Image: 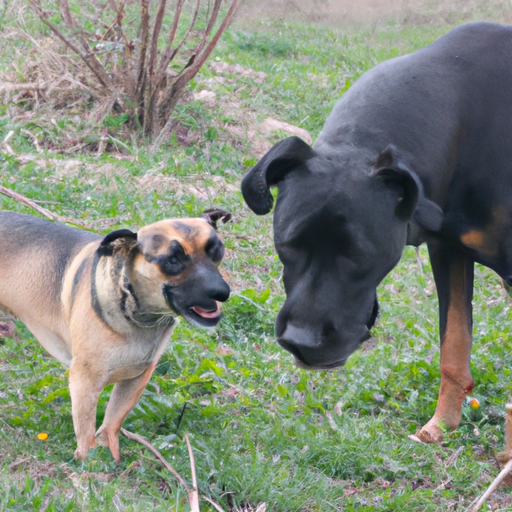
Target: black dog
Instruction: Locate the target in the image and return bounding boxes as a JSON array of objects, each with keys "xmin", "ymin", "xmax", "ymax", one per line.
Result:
[{"xmin": 242, "ymin": 22, "xmax": 512, "ymax": 444}]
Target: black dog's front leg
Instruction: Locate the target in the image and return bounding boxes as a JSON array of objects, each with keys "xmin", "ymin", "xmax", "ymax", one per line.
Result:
[{"xmin": 415, "ymin": 241, "xmax": 474, "ymax": 442}]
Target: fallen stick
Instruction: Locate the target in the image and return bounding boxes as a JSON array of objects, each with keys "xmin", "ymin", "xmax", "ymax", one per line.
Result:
[
  {"xmin": 120, "ymin": 428, "xmax": 189, "ymax": 491},
  {"xmin": 202, "ymin": 496, "xmax": 226, "ymax": 512},
  {"xmin": 185, "ymin": 434, "xmax": 200, "ymax": 512},
  {"xmin": 0, "ymin": 185, "xmax": 57, "ymax": 220},
  {"xmin": 0, "ymin": 185, "xmax": 93, "ymax": 229},
  {"xmin": 465, "ymin": 458, "xmax": 512, "ymax": 512},
  {"xmin": 0, "ymin": 83, "xmax": 45, "ymax": 93},
  {"xmin": 1, "ymin": 131, "xmax": 15, "ymax": 156}
]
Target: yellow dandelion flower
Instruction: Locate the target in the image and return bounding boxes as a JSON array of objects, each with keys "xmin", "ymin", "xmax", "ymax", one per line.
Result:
[{"xmin": 36, "ymin": 432, "xmax": 49, "ymax": 441}]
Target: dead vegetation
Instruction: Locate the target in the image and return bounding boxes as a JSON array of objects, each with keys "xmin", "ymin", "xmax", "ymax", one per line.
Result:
[
  {"xmin": 2, "ymin": 0, "xmax": 239, "ymax": 146},
  {"xmin": 3, "ymin": 0, "xmax": 511, "ymax": 157}
]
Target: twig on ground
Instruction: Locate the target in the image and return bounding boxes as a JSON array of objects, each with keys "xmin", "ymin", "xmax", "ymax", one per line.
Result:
[
  {"xmin": 120, "ymin": 428, "xmax": 189, "ymax": 491},
  {"xmin": 465, "ymin": 457, "xmax": 512, "ymax": 512},
  {"xmin": 20, "ymin": 128, "xmax": 42, "ymax": 153},
  {"xmin": 185, "ymin": 434, "xmax": 200, "ymax": 512},
  {"xmin": 0, "ymin": 185, "xmax": 59, "ymax": 220},
  {"xmin": 445, "ymin": 446, "xmax": 464, "ymax": 468},
  {"xmin": 466, "ymin": 402, "xmax": 512, "ymax": 511},
  {"xmin": 0, "ymin": 83, "xmax": 44, "ymax": 93},
  {"xmin": 120, "ymin": 429, "xmax": 227, "ymax": 512},
  {"xmin": 1, "ymin": 130, "xmax": 15, "ymax": 156},
  {"xmin": 0, "ymin": 185, "xmax": 93, "ymax": 229},
  {"xmin": 202, "ymin": 496, "xmax": 226, "ymax": 512}
]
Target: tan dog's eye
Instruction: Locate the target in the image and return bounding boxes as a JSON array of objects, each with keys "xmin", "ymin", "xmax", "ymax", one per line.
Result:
[
  {"xmin": 155, "ymin": 241, "xmax": 190, "ymax": 276},
  {"xmin": 205, "ymin": 236, "xmax": 225, "ymax": 262}
]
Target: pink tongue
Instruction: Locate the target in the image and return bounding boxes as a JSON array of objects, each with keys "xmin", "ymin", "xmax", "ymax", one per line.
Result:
[{"xmin": 193, "ymin": 302, "xmax": 221, "ymax": 318}]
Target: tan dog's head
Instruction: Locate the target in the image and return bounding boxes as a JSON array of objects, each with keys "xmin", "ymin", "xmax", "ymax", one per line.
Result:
[{"xmin": 99, "ymin": 210, "xmax": 231, "ymax": 328}]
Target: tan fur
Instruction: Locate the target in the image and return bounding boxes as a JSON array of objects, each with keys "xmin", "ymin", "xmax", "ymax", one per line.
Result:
[
  {"xmin": 415, "ymin": 254, "xmax": 473, "ymax": 442},
  {"xmin": 0, "ymin": 212, "xmax": 229, "ymax": 462}
]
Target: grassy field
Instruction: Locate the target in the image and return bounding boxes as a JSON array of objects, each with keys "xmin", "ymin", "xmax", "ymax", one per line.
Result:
[{"xmin": 2, "ymin": 1, "xmax": 512, "ymax": 511}]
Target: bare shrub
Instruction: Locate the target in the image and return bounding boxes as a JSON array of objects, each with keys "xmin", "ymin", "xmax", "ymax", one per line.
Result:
[{"xmin": 23, "ymin": 0, "xmax": 239, "ymax": 145}]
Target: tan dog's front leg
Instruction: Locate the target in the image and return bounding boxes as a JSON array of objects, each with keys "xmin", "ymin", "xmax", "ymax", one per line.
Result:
[
  {"xmin": 96, "ymin": 362, "xmax": 157, "ymax": 463},
  {"xmin": 69, "ymin": 360, "xmax": 107, "ymax": 461},
  {"xmin": 415, "ymin": 244, "xmax": 474, "ymax": 443}
]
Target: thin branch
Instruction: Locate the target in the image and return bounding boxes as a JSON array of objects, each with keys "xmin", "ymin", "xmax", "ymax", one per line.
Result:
[
  {"xmin": 107, "ymin": 0, "xmax": 130, "ymax": 51},
  {"xmin": 202, "ymin": 496, "xmax": 226, "ymax": 512},
  {"xmin": 136, "ymin": 0, "xmax": 150, "ymax": 105},
  {"xmin": 26, "ymin": 0, "xmax": 113, "ymax": 91},
  {"xmin": 153, "ymin": 0, "xmax": 188, "ymax": 90},
  {"xmin": 189, "ymin": 0, "xmax": 239, "ymax": 74},
  {"xmin": 185, "ymin": 434, "xmax": 200, "ymax": 512},
  {"xmin": 148, "ymin": 0, "xmax": 167, "ymax": 81},
  {"xmin": 194, "ymin": 0, "xmax": 222, "ymax": 59},
  {"xmin": 168, "ymin": 0, "xmax": 186, "ymax": 48},
  {"xmin": 465, "ymin": 458, "xmax": 512, "ymax": 512},
  {"xmin": 0, "ymin": 186, "xmax": 57, "ymax": 220},
  {"xmin": 120, "ymin": 428, "xmax": 189, "ymax": 491},
  {"xmin": 57, "ymin": 0, "xmax": 74, "ymax": 29},
  {"xmin": 98, "ymin": 3, "xmax": 123, "ymax": 42},
  {"xmin": 144, "ymin": 0, "xmax": 168, "ymax": 133},
  {"xmin": 0, "ymin": 186, "xmax": 93, "ymax": 229},
  {"xmin": 153, "ymin": 0, "xmax": 240, "ymax": 145},
  {"xmin": 91, "ymin": 0, "xmax": 109, "ymax": 25}
]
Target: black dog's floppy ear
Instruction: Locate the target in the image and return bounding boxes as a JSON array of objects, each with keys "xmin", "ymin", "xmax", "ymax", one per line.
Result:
[
  {"xmin": 100, "ymin": 229, "xmax": 138, "ymax": 247},
  {"xmin": 201, "ymin": 209, "xmax": 232, "ymax": 230},
  {"xmin": 241, "ymin": 136, "xmax": 316, "ymax": 215},
  {"xmin": 373, "ymin": 146, "xmax": 443, "ymax": 232}
]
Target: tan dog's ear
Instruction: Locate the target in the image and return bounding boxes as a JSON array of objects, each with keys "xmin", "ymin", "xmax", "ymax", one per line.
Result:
[
  {"xmin": 201, "ymin": 209, "xmax": 232, "ymax": 230},
  {"xmin": 101, "ymin": 229, "xmax": 137, "ymax": 247},
  {"xmin": 98, "ymin": 229, "xmax": 138, "ymax": 255}
]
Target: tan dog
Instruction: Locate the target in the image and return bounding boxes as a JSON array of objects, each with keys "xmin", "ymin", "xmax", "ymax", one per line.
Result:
[{"xmin": 0, "ymin": 210, "xmax": 231, "ymax": 462}]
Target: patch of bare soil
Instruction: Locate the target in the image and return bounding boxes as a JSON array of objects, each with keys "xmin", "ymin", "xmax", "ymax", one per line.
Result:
[
  {"xmin": 235, "ymin": 0, "xmax": 512, "ymax": 26},
  {"xmin": 193, "ymin": 60, "xmax": 312, "ymax": 158}
]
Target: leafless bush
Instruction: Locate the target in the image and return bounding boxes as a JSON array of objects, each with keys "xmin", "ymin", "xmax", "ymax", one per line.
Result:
[{"xmin": 23, "ymin": 0, "xmax": 239, "ymax": 145}]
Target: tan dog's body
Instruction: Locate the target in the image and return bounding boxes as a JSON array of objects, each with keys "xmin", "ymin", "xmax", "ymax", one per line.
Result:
[{"xmin": 0, "ymin": 211, "xmax": 230, "ymax": 461}]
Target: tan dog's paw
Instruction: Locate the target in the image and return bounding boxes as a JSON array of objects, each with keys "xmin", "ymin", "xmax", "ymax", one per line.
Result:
[
  {"xmin": 74, "ymin": 438, "xmax": 97, "ymax": 462},
  {"xmin": 413, "ymin": 423, "xmax": 445, "ymax": 444},
  {"xmin": 96, "ymin": 426, "xmax": 121, "ymax": 463}
]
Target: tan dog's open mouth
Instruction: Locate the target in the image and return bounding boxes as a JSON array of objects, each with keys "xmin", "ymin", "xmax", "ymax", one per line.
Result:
[
  {"xmin": 188, "ymin": 301, "xmax": 222, "ymax": 326},
  {"xmin": 192, "ymin": 302, "xmax": 221, "ymax": 318}
]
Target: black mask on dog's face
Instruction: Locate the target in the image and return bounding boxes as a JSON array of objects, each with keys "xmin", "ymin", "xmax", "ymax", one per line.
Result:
[{"xmin": 137, "ymin": 218, "xmax": 230, "ymax": 328}]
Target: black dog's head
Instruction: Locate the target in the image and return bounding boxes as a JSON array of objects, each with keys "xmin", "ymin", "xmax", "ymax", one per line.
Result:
[{"xmin": 242, "ymin": 136, "xmax": 442, "ymax": 370}]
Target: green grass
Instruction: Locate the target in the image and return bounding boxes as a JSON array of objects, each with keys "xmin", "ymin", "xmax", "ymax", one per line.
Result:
[{"xmin": 2, "ymin": 6, "xmax": 512, "ymax": 512}]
